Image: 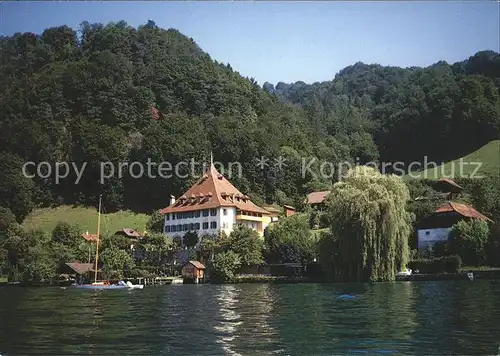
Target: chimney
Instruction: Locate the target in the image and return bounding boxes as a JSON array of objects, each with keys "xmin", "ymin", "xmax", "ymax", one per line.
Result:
[{"xmin": 170, "ymin": 195, "xmax": 175, "ymax": 206}]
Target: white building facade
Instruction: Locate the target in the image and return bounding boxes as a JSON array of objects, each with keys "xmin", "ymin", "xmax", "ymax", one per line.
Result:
[{"xmin": 160, "ymin": 163, "xmax": 272, "ymax": 241}]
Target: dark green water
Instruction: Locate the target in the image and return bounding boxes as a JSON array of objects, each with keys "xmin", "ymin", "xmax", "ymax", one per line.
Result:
[{"xmin": 1, "ymin": 281, "xmax": 500, "ymax": 355}]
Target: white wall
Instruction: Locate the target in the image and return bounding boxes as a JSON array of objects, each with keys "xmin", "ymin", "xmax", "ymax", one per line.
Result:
[
  {"xmin": 163, "ymin": 207, "xmax": 266, "ymax": 239},
  {"xmin": 163, "ymin": 209, "xmax": 221, "ymax": 237},
  {"xmin": 219, "ymin": 207, "xmax": 237, "ymax": 236},
  {"xmin": 417, "ymin": 228, "xmax": 452, "ymax": 249}
]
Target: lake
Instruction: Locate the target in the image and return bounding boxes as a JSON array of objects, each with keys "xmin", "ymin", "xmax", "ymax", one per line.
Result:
[{"xmin": 1, "ymin": 280, "xmax": 499, "ymax": 355}]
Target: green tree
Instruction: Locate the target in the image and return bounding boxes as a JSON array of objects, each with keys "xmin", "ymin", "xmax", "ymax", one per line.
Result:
[
  {"xmin": 264, "ymin": 213, "xmax": 316, "ymax": 264},
  {"xmin": 137, "ymin": 232, "xmax": 174, "ymax": 266},
  {"xmin": 323, "ymin": 166, "xmax": 412, "ymax": 281},
  {"xmin": 51, "ymin": 222, "xmax": 81, "ymax": 247},
  {"xmin": 0, "ymin": 152, "xmax": 35, "ymax": 222},
  {"xmin": 211, "ymin": 250, "xmax": 241, "ymax": 282},
  {"xmin": 449, "ymin": 219, "xmax": 489, "ymax": 266},
  {"xmin": 226, "ymin": 225, "xmax": 264, "ymax": 267},
  {"xmin": 183, "ymin": 231, "xmax": 199, "ymax": 248},
  {"xmin": 146, "ymin": 209, "xmax": 164, "ymax": 233},
  {"xmin": 100, "ymin": 246, "xmax": 135, "ymax": 279}
]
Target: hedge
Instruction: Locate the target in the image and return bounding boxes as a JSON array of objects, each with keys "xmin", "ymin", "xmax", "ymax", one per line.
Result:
[{"xmin": 408, "ymin": 255, "xmax": 462, "ymax": 274}]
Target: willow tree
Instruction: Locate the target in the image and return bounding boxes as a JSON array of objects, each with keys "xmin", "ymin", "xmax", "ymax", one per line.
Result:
[{"xmin": 324, "ymin": 166, "xmax": 412, "ymax": 282}]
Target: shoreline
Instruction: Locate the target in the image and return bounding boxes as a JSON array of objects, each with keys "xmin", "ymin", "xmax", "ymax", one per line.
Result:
[{"xmin": 3, "ymin": 269, "xmax": 500, "ymax": 287}]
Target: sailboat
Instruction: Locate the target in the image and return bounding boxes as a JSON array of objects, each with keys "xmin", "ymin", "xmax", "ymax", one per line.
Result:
[{"xmin": 75, "ymin": 195, "xmax": 143, "ymax": 290}]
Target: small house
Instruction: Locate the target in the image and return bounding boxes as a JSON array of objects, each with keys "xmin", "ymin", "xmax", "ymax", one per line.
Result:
[
  {"xmin": 181, "ymin": 260, "xmax": 206, "ymax": 284},
  {"xmin": 415, "ymin": 201, "xmax": 492, "ymax": 249},
  {"xmin": 283, "ymin": 205, "xmax": 296, "ymax": 217},
  {"xmin": 81, "ymin": 232, "xmax": 98, "ymax": 242},
  {"xmin": 304, "ymin": 191, "xmax": 330, "ymax": 210},
  {"xmin": 114, "ymin": 228, "xmax": 142, "ymax": 240},
  {"xmin": 435, "ymin": 178, "xmax": 464, "ymax": 199}
]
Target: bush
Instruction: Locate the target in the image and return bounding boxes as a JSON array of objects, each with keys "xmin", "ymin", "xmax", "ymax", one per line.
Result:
[
  {"xmin": 408, "ymin": 255, "xmax": 462, "ymax": 274},
  {"xmin": 212, "ymin": 250, "xmax": 241, "ymax": 282},
  {"xmin": 130, "ymin": 268, "xmax": 155, "ymax": 278},
  {"xmin": 443, "ymin": 255, "xmax": 462, "ymax": 273},
  {"xmin": 449, "ymin": 220, "xmax": 489, "ymax": 266}
]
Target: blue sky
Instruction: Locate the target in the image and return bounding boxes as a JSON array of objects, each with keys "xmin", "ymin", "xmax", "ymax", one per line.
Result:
[{"xmin": 1, "ymin": 2, "xmax": 498, "ymax": 84}]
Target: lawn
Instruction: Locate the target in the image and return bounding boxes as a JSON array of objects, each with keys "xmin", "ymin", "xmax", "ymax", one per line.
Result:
[
  {"xmin": 409, "ymin": 140, "xmax": 499, "ymax": 179},
  {"xmin": 22, "ymin": 205, "xmax": 150, "ymax": 235}
]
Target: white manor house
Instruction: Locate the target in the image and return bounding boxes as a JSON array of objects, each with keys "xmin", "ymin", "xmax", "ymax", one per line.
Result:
[{"xmin": 160, "ymin": 163, "xmax": 276, "ymax": 239}]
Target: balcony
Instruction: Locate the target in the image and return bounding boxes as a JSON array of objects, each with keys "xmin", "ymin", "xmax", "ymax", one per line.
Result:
[{"xmin": 236, "ymin": 214, "xmax": 262, "ymax": 222}]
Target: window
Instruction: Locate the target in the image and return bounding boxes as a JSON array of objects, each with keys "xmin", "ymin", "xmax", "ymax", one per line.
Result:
[
  {"xmin": 195, "ymin": 223, "xmax": 200, "ymax": 230},
  {"xmin": 172, "ymin": 213, "xmax": 175, "ymax": 220},
  {"xmin": 210, "ymin": 209, "xmax": 217, "ymax": 216},
  {"xmin": 203, "ymin": 209, "xmax": 209, "ymax": 217},
  {"xmin": 203, "ymin": 222, "xmax": 209, "ymax": 230},
  {"xmin": 195, "ymin": 211, "xmax": 201, "ymax": 218},
  {"xmin": 189, "ymin": 223, "xmax": 194, "ymax": 230},
  {"xmin": 171, "ymin": 225, "xmax": 176, "ymax": 232},
  {"xmin": 183, "ymin": 224, "xmax": 188, "ymax": 231},
  {"xmin": 425, "ymin": 231, "xmax": 430, "ymax": 235},
  {"xmin": 222, "ymin": 222, "xmax": 228, "ymax": 229},
  {"xmin": 165, "ymin": 226, "xmax": 171, "ymax": 232},
  {"xmin": 166, "ymin": 213, "xmax": 170, "ymax": 220},
  {"xmin": 177, "ymin": 224, "xmax": 182, "ymax": 232},
  {"xmin": 210, "ymin": 221, "xmax": 217, "ymax": 229},
  {"xmin": 223, "ymin": 209, "xmax": 227, "ymax": 216}
]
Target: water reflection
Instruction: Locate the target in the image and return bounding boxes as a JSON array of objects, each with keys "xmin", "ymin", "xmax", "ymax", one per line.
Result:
[{"xmin": 1, "ymin": 282, "xmax": 500, "ymax": 355}]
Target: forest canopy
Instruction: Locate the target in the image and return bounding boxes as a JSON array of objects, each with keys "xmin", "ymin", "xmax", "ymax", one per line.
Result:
[{"xmin": 0, "ymin": 20, "xmax": 499, "ymax": 222}]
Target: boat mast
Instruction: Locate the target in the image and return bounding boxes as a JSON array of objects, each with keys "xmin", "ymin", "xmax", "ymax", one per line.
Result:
[{"xmin": 94, "ymin": 195, "xmax": 102, "ymax": 283}]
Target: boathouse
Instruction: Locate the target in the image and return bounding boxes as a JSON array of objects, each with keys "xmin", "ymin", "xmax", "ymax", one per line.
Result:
[
  {"xmin": 181, "ymin": 260, "xmax": 206, "ymax": 284},
  {"xmin": 61, "ymin": 262, "xmax": 101, "ymax": 284}
]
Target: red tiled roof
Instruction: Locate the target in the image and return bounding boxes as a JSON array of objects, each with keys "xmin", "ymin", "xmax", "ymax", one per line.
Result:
[
  {"xmin": 438, "ymin": 178, "xmax": 464, "ymax": 190},
  {"xmin": 185, "ymin": 260, "xmax": 205, "ymax": 269},
  {"xmin": 159, "ymin": 164, "xmax": 270, "ymax": 215},
  {"xmin": 435, "ymin": 201, "xmax": 493, "ymax": 222},
  {"xmin": 151, "ymin": 105, "xmax": 160, "ymax": 120},
  {"xmin": 305, "ymin": 191, "xmax": 330, "ymax": 205},
  {"xmin": 81, "ymin": 233, "xmax": 98, "ymax": 242}
]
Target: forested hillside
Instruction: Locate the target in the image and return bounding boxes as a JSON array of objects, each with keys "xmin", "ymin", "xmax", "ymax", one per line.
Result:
[
  {"xmin": 265, "ymin": 51, "xmax": 500, "ymax": 165},
  {"xmin": 1, "ymin": 20, "xmax": 499, "ymax": 223}
]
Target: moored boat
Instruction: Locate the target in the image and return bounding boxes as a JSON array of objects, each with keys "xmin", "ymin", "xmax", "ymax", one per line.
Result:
[{"xmin": 73, "ymin": 195, "xmax": 144, "ymax": 290}]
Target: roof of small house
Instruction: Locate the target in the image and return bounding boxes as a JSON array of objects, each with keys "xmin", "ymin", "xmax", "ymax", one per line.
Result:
[
  {"xmin": 283, "ymin": 205, "xmax": 296, "ymax": 210},
  {"xmin": 437, "ymin": 178, "xmax": 464, "ymax": 191},
  {"xmin": 305, "ymin": 191, "xmax": 330, "ymax": 205},
  {"xmin": 81, "ymin": 233, "xmax": 98, "ymax": 242},
  {"xmin": 184, "ymin": 260, "xmax": 206, "ymax": 269},
  {"xmin": 65, "ymin": 263, "xmax": 95, "ymax": 275},
  {"xmin": 435, "ymin": 201, "xmax": 492, "ymax": 222},
  {"xmin": 116, "ymin": 228, "xmax": 142, "ymax": 238},
  {"xmin": 159, "ymin": 163, "xmax": 269, "ymax": 215}
]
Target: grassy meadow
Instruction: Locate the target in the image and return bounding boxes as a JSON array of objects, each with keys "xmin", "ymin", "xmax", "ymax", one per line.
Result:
[
  {"xmin": 410, "ymin": 140, "xmax": 499, "ymax": 179},
  {"xmin": 22, "ymin": 205, "xmax": 150, "ymax": 235}
]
